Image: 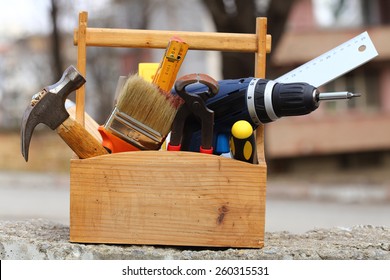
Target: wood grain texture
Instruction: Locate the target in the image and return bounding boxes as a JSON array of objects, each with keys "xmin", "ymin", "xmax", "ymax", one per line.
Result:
[
  {"xmin": 74, "ymin": 27, "xmax": 272, "ymax": 53},
  {"xmin": 255, "ymin": 17, "xmax": 269, "ymax": 164},
  {"xmin": 57, "ymin": 117, "xmax": 108, "ymax": 159},
  {"xmin": 67, "ymin": 105, "xmax": 102, "ymax": 142},
  {"xmin": 70, "ymin": 151, "xmax": 266, "ymax": 248},
  {"xmin": 75, "ymin": 11, "xmax": 88, "ymax": 127}
]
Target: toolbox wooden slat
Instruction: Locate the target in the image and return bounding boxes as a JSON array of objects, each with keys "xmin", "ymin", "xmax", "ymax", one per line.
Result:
[
  {"xmin": 74, "ymin": 27, "xmax": 271, "ymax": 53},
  {"xmin": 70, "ymin": 11, "xmax": 271, "ymax": 248}
]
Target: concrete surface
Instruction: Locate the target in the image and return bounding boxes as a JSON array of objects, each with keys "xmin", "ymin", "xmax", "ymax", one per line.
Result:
[
  {"xmin": 0, "ymin": 219, "xmax": 389, "ymax": 260},
  {"xmin": 1, "ymin": 171, "xmax": 390, "ymax": 260}
]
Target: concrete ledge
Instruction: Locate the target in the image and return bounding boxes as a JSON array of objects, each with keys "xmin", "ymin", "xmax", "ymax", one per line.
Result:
[{"xmin": 1, "ymin": 219, "xmax": 389, "ymax": 260}]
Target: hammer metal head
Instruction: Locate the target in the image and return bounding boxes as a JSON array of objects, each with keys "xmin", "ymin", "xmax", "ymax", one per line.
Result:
[{"xmin": 21, "ymin": 65, "xmax": 86, "ymax": 161}]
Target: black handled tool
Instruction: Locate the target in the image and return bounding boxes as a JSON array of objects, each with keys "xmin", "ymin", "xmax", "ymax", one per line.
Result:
[{"xmin": 168, "ymin": 73, "xmax": 219, "ymax": 154}]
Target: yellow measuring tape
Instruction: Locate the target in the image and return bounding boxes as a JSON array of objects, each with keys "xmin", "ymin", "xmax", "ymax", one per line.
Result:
[
  {"xmin": 139, "ymin": 36, "xmax": 189, "ymax": 151},
  {"xmin": 152, "ymin": 36, "xmax": 189, "ymax": 92}
]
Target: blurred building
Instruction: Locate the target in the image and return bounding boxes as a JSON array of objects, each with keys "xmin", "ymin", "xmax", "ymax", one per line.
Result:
[{"xmin": 266, "ymin": 0, "xmax": 390, "ymax": 172}]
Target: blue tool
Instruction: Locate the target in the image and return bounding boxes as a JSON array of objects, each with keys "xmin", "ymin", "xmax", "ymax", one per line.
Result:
[{"xmin": 175, "ymin": 78, "xmax": 359, "ymax": 154}]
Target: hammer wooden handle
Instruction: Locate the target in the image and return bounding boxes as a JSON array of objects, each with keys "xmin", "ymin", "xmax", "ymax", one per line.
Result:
[
  {"xmin": 57, "ymin": 117, "xmax": 108, "ymax": 159},
  {"xmin": 66, "ymin": 103, "xmax": 102, "ymax": 143}
]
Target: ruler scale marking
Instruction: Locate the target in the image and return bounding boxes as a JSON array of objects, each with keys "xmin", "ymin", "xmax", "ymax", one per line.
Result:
[{"xmin": 275, "ymin": 31, "xmax": 378, "ymax": 88}]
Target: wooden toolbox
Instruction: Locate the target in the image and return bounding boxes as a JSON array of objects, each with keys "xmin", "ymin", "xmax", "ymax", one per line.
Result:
[{"xmin": 70, "ymin": 11, "xmax": 271, "ymax": 248}]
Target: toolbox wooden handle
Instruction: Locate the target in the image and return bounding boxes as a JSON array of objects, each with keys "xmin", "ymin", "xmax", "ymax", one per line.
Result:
[{"xmin": 74, "ymin": 27, "xmax": 271, "ymax": 53}]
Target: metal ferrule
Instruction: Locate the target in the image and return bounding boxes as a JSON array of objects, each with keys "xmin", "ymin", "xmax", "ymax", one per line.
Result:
[
  {"xmin": 247, "ymin": 78, "xmax": 280, "ymax": 124},
  {"xmin": 312, "ymin": 89, "xmax": 320, "ymax": 105},
  {"xmin": 263, "ymin": 80, "xmax": 278, "ymax": 121},
  {"xmin": 104, "ymin": 108, "xmax": 164, "ymax": 150},
  {"xmin": 246, "ymin": 78, "xmax": 262, "ymax": 125}
]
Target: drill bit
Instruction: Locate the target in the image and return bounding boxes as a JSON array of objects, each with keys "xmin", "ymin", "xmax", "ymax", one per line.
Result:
[{"xmin": 318, "ymin": 91, "xmax": 361, "ymax": 101}]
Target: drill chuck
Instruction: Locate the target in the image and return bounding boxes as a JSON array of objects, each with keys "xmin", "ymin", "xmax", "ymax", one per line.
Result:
[
  {"xmin": 246, "ymin": 78, "xmax": 360, "ymax": 125},
  {"xmin": 247, "ymin": 78, "xmax": 319, "ymax": 125}
]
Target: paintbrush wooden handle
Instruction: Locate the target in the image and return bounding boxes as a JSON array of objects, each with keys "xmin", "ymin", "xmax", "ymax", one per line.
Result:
[{"xmin": 57, "ymin": 117, "xmax": 109, "ymax": 159}]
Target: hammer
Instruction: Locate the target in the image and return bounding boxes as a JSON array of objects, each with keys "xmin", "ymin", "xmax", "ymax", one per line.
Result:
[{"xmin": 21, "ymin": 65, "xmax": 108, "ymax": 161}]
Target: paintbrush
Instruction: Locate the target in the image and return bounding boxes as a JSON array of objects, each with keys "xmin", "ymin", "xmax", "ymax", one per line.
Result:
[
  {"xmin": 98, "ymin": 37, "xmax": 188, "ymax": 153},
  {"xmin": 98, "ymin": 74, "xmax": 182, "ymax": 152}
]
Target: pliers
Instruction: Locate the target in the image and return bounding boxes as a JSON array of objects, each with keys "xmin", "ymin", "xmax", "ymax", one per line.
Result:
[{"xmin": 168, "ymin": 73, "xmax": 219, "ymax": 154}]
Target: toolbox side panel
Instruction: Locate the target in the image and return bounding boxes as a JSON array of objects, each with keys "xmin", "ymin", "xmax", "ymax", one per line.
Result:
[{"xmin": 69, "ymin": 151, "xmax": 266, "ymax": 248}]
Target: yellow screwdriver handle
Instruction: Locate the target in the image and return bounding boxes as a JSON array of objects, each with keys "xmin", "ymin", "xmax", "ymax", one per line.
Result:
[{"xmin": 230, "ymin": 120, "xmax": 258, "ymax": 164}]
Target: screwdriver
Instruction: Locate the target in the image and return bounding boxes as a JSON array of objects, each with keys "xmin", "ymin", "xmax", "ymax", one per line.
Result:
[
  {"xmin": 177, "ymin": 77, "xmax": 360, "ymax": 154},
  {"xmin": 230, "ymin": 120, "xmax": 258, "ymax": 164}
]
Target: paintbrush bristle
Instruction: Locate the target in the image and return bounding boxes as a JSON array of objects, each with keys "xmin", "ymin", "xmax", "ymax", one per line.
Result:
[{"xmin": 116, "ymin": 74, "xmax": 180, "ymax": 136}]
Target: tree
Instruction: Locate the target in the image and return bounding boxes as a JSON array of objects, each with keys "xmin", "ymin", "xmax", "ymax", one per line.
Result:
[
  {"xmin": 46, "ymin": 0, "xmax": 151, "ymax": 123},
  {"xmin": 83, "ymin": 0, "xmax": 151, "ymax": 124},
  {"xmin": 49, "ymin": 0, "xmax": 64, "ymax": 81},
  {"xmin": 202, "ymin": 0, "xmax": 295, "ymax": 78}
]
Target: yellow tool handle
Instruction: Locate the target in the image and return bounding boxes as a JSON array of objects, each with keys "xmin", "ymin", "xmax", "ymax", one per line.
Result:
[
  {"xmin": 138, "ymin": 63, "xmax": 159, "ymax": 82},
  {"xmin": 230, "ymin": 120, "xmax": 258, "ymax": 164},
  {"xmin": 152, "ymin": 37, "xmax": 189, "ymax": 92}
]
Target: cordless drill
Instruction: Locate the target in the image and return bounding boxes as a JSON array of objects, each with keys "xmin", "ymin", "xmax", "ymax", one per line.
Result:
[{"xmin": 175, "ymin": 77, "xmax": 359, "ymax": 154}]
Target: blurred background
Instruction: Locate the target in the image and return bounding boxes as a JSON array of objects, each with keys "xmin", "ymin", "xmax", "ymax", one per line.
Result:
[{"xmin": 0, "ymin": 0, "xmax": 390, "ymax": 233}]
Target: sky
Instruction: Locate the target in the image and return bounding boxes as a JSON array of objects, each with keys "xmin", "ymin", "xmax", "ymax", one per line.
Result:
[
  {"xmin": 0, "ymin": 0, "xmax": 51, "ymax": 37},
  {"xmin": 0, "ymin": 0, "xmax": 109, "ymax": 39},
  {"xmin": 313, "ymin": 0, "xmax": 362, "ymax": 28},
  {"xmin": 0, "ymin": 0, "xmax": 364, "ymax": 41}
]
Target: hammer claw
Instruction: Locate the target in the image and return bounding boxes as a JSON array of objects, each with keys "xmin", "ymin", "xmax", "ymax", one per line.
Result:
[
  {"xmin": 21, "ymin": 108, "xmax": 38, "ymax": 162},
  {"xmin": 20, "ymin": 65, "xmax": 87, "ymax": 161}
]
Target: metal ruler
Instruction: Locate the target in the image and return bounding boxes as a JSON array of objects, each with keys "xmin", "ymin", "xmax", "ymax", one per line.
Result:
[{"xmin": 275, "ymin": 31, "xmax": 378, "ymax": 87}]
